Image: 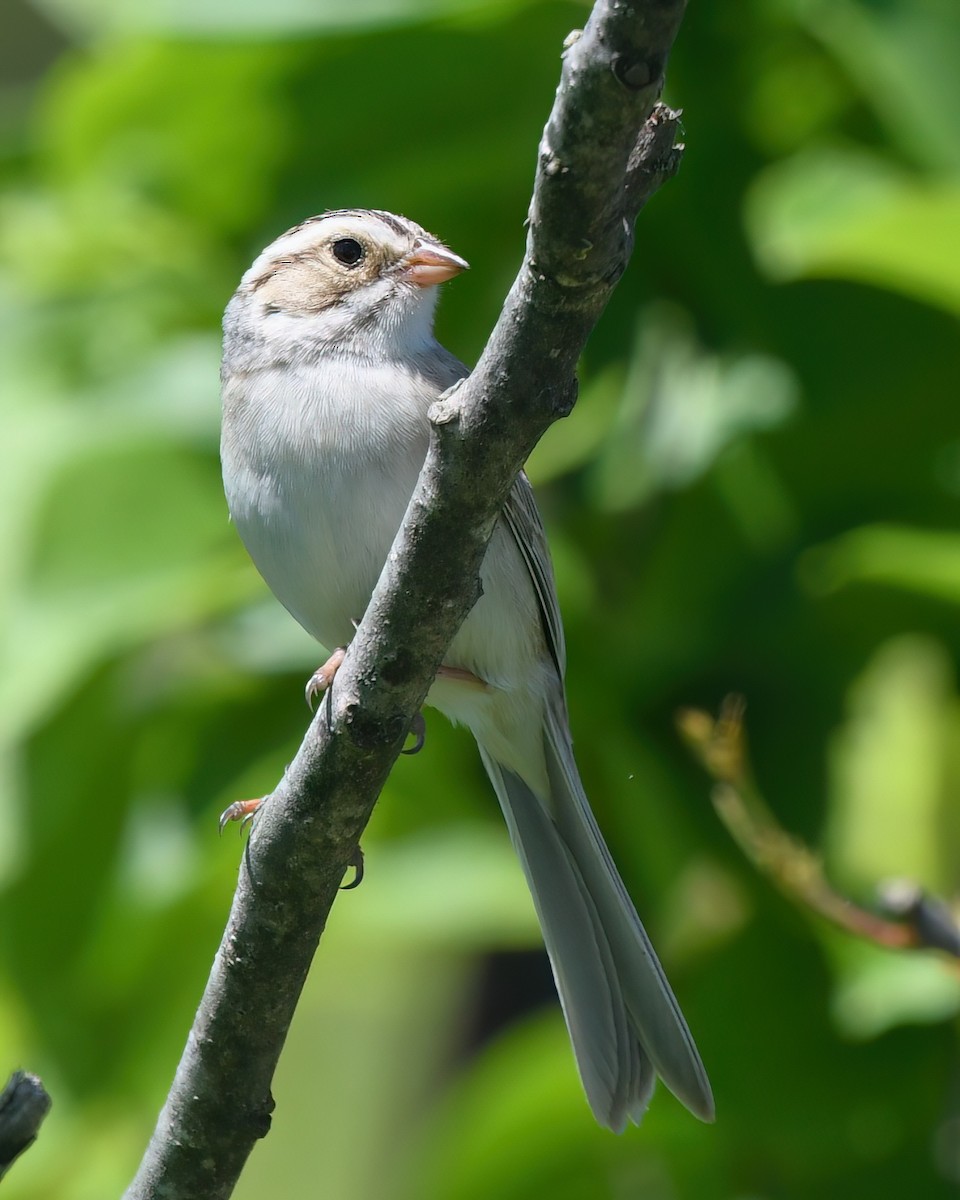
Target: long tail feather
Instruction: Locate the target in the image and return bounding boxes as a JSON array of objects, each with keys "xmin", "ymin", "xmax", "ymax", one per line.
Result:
[{"xmin": 477, "ymin": 704, "xmax": 714, "ymax": 1130}]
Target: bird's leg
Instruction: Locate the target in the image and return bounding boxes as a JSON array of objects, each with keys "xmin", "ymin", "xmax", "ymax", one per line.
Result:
[
  {"xmin": 400, "ymin": 667, "xmax": 486, "ymax": 754},
  {"xmin": 340, "ymin": 845, "xmax": 365, "ymax": 889},
  {"xmin": 218, "ymin": 666, "xmax": 486, "ymax": 829},
  {"xmin": 435, "ymin": 665, "xmax": 488, "ymax": 689},
  {"xmin": 402, "ymin": 711, "xmax": 426, "ymax": 755},
  {"xmin": 219, "ymin": 797, "xmax": 264, "ymax": 832},
  {"xmin": 219, "ymin": 803, "xmax": 366, "ymax": 889},
  {"xmin": 304, "ymin": 644, "xmax": 482, "ymax": 753},
  {"xmin": 305, "ymin": 646, "xmax": 347, "ymax": 711},
  {"xmin": 218, "ymin": 650, "xmax": 349, "ymax": 835}
]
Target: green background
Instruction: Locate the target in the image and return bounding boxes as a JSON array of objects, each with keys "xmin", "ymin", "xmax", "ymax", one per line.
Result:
[{"xmin": 1, "ymin": 0, "xmax": 959, "ymax": 1195}]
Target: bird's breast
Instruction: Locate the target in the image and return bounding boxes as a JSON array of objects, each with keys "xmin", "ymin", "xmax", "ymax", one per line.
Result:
[{"xmin": 221, "ymin": 359, "xmax": 432, "ymax": 651}]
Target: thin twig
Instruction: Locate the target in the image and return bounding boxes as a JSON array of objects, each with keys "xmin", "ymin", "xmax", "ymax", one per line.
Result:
[
  {"xmin": 678, "ymin": 695, "xmax": 960, "ymax": 958},
  {"xmin": 125, "ymin": 4, "xmax": 689, "ymax": 1197}
]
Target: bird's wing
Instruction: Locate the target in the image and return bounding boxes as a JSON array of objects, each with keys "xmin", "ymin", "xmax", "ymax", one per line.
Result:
[
  {"xmin": 501, "ymin": 472, "xmax": 566, "ymax": 679},
  {"xmin": 422, "ymin": 345, "xmax": 565, "ymax": 680}
]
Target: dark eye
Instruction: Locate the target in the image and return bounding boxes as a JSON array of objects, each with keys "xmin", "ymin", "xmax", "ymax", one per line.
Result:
[{"xmin": 331, "ymin": 238, "xmax": 364, "ymax": 266}]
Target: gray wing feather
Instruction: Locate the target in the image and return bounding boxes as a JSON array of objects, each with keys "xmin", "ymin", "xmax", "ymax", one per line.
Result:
[
  {"xmin": 479, "ymin": 748, "xmax": 652, "ymax": 1131},
  {"xmin": 501, "ymin": 475, "xmax": 566, "ymax": 678},
  {"xmin": 541, "ymin": 696, "xmax": 715, "ymax": 1122},
  {"xmin": 487, "ymin": 472, "xmax": 714, "ymax": 1127}
]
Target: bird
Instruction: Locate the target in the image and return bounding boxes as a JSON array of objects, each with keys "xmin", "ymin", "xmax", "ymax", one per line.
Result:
[{"xmin": 219, "ymin": 208, "xmax": 714, "ymax": 1132}]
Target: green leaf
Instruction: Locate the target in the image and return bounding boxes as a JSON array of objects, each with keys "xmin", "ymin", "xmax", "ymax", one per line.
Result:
[
  {"xmin": 800, "ymin": 524, "xmax": 960, "ymax": 606},
  {"xmin": 830, "ymin": 944, "xmax": 960, "ymax": 1038},
  {"xmin": 36, "ymin": 0, "xmax": 533, "ymax": 37},
  {"xmin": 826, "ymin": 635, "xmax": 956, "ymax": 892},
  {"xmin": 790, "ymin": 0, "xmax": 960, "ymax": 172},
  {"xmin": 589, "ymin": 305, "xmax": 799, "ymax": 511},
  {"xmin": 746, "ymin": 147, "xmax": 960, "ymax": 315}
]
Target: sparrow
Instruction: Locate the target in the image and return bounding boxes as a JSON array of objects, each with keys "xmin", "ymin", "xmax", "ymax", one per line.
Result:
[{"xmin": 219, "ymin": 208, "xmax": 714, "ymax": 1132}]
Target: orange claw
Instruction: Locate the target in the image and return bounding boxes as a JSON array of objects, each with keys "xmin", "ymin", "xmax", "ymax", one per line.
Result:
[
  {"xmin": 305, "ymin": 646, "xmax": 347, "ymax": 711},
  {"xmin": 219, "ymin": 797, "xmax": 264, "ymax": 834}
]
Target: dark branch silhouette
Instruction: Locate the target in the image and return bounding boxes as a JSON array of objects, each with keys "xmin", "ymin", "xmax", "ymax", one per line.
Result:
[{"xmin": 0, "ymin": 1071, "xmax": 51, "ymax": 1181}]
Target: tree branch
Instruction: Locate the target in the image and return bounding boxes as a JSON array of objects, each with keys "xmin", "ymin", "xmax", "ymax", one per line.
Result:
[
  {"xmin": 124, "ymin": 3, "xmax": 688, "ymax": 1196},
  {"xmin": 0, "ymin": 1071, "xmax": 51, "ymax": 1181},
  {"xmin": 678, "ymin": 696, "xmax": 960, "ymax": 958}
]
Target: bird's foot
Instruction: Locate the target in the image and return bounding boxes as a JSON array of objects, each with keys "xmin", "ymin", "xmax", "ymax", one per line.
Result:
[
  {"xmin": 219, "ymin": 797, "xmax": 264, "ymax": 833},
  {"xmin": 402, "ymin": 711, "xmax": 427, "ymax": 755},
  {"xmin": 341, "ymin": 845, "xmax": 365, "ymax": 890},
  {"xmin": 305, "ymin": 646, "xmax": 347, "ymax": 710}
]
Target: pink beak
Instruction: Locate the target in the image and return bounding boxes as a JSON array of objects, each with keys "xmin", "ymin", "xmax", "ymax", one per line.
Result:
[{"xmin": 402, "ymin": 242, "xmax": 469, "ymax": 288}]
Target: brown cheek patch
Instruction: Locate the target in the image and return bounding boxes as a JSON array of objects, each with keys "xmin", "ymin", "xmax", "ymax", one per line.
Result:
[
  {"xmin": 253, "ymin": 260, "xmax": 351, "ymax": 316},
  {"xmin": 247, "ymin": 243, "xmax": 389, "ymax": 315}
]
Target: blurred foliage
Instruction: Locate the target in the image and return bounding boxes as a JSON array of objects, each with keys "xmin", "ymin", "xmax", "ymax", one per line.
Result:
[{"xmin": 1, "ymin": 0, "xmax": 959, "ymax": 1195}]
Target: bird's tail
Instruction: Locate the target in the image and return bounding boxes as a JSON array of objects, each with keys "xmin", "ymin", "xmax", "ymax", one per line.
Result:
[{"xmin": 477, "ymin": 701, "xmax": 714, "ymax": 1132}]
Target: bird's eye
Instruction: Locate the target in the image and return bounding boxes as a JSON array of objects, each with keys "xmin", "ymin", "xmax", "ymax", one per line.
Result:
[{"xmin": 331, "ymin": 238, "xmax": 364, "ymax": 266}]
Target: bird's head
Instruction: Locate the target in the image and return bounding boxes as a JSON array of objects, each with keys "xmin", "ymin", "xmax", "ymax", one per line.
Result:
[{"xmin": 234, "ymin": 209, "xmax": 468, "ymax": 358}]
